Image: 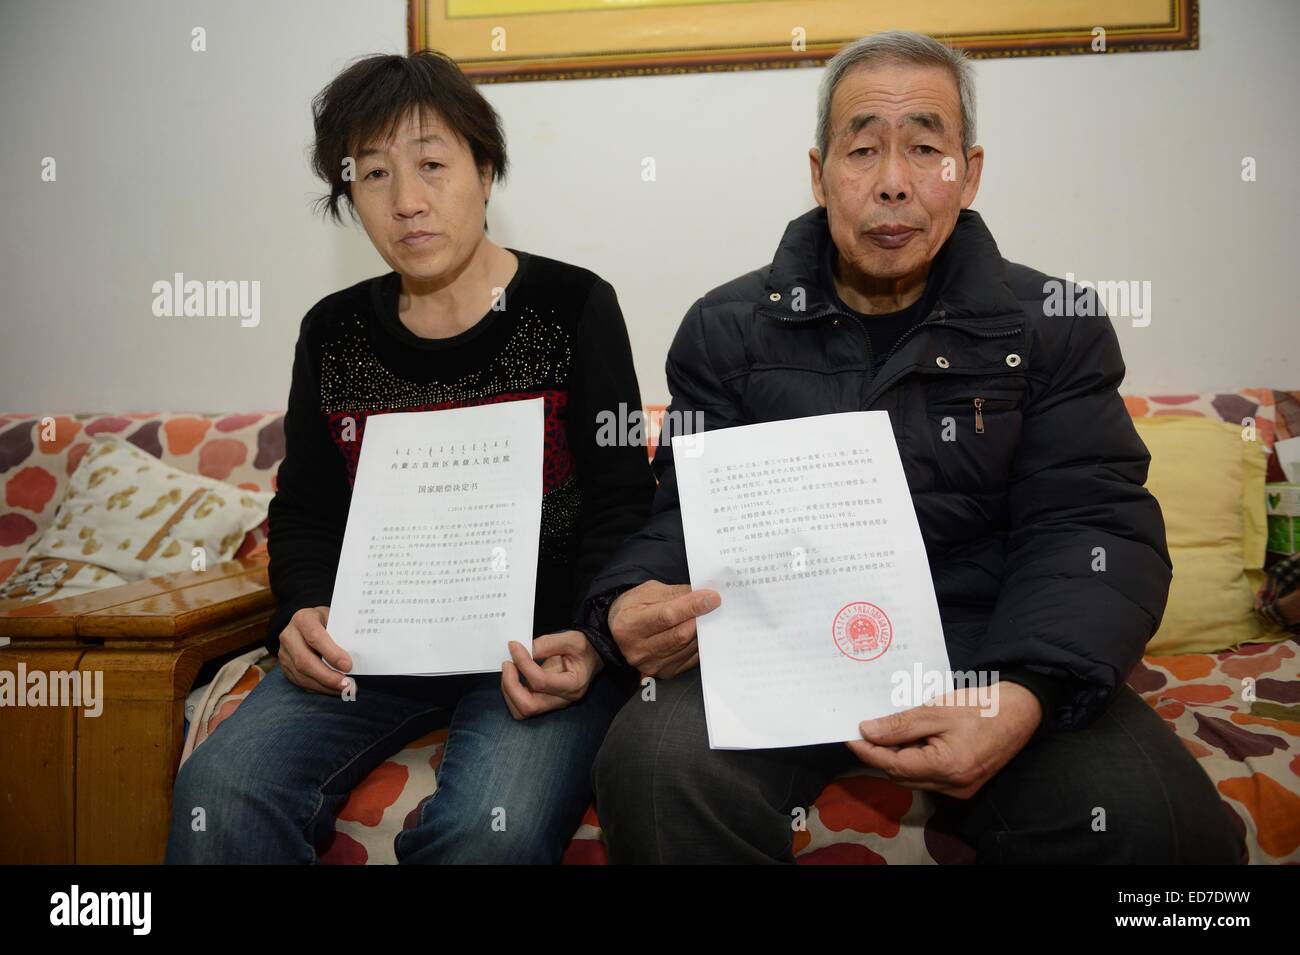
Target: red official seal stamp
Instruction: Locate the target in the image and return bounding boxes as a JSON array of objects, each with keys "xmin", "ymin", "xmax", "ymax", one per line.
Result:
[{"xmin": 832, "ymin": 601, "xmax": 893, "ymax": 662}]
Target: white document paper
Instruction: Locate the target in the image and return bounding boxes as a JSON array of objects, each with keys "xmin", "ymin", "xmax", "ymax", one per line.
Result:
[
  {"xmin": 673, "ymin": 411, "xmax": 951, "ymax": 749},
  {"xmin": 326, "ymin": 398, "xmax": 544, "ymax": 676}
]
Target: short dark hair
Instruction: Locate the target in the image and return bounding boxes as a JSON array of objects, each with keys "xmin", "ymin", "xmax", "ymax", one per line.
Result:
[{"xmin": 310, "ymin": 51, "xmax": 508, "ymax": 223}]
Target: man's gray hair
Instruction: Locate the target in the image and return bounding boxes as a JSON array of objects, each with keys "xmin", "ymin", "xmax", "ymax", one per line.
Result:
[{"xmin": 816, "ymin": 31, "xmax": 976, "ymax": 161}]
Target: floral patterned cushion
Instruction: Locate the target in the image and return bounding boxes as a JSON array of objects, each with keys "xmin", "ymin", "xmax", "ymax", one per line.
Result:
[
  {"xmin": 0, "ymin": 412, "xmax": 284, "ymax": 589},
  {"xmin": 1122, "ymin": 389, "xmax": 1296, "ymax": 482},
  {"xmin": 0, "ymin": 435, "xmax": 272, "ymax": 609},
  {"xmin": 0, "ymin": 557, "xmax": 130, "ymax": 605}
]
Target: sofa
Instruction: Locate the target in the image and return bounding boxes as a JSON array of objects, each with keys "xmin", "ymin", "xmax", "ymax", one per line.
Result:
[{"xmin": 1, "ymin": 390, "xmax": 1297, "ymax": 864}]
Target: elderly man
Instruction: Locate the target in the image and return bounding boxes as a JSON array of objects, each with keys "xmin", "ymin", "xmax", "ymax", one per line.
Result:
[{"xmin": 572, "ymin": 31, "xmax": 1244, "ymax": 864}]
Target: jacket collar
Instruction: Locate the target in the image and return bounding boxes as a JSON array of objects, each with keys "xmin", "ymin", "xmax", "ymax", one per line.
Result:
[{"xmin": 760, "ymin": 205, "xmax": 1023, "ymax": 324}]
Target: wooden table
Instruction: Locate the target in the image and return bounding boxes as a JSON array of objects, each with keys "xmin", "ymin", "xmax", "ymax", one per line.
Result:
[{"xmin": 0, "ymin": 555, "xmax": 273, "ymax": 864}]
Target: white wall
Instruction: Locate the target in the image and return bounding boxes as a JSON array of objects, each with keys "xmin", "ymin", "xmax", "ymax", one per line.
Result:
[{"xmin": 1, "ymin": 0, "xmax": 1295, "ymax": 413}]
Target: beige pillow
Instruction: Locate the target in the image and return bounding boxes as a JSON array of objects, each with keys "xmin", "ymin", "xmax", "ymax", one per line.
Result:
[
  {"xmin": 1137, "ymin": 417, "xmax": 1284, "ymax": 654},
  {"xmin": 26, "ymin": 435, "xmax": 272, "ymax": 579},
  {"xmin": 0, "ymin": 556, "xmax": 129, "ymax": 608}
]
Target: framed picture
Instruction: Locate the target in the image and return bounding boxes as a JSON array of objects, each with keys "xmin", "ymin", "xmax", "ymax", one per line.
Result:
[{"xmin": 409, "ymin": 0, "xmax": 1198, "ymax": 83}]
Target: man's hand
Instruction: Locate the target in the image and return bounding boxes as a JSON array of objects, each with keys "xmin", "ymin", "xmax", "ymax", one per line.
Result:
[
  {"xmin": 501, "ymin": 630, "xmax": 603, "ymax": 720},
  {"xmin": 846, "ymin": 680, "xmax": 1042, "ymax": 799},
  {"xmin": 277, "ymin": 605, "xmax": 353, "ymax": 694},
  {"xmin": 608, "ymin": 581, "xmax": 721, "ymax": 679}
]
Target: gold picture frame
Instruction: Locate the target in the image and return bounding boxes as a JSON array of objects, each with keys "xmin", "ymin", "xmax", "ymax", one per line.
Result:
[{"xmin": 409, "ymin": 0, "xmax": 1198, "ymax": 83}]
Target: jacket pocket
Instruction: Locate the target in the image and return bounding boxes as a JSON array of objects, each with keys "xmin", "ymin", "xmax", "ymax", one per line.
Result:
[
  {"xmin": 921, "ymin": 380, "xmax": 1025, "ymax": 491},
  {"xmin": 926, "ymin": 380, "xmax": 1025, "ymax": 431}
]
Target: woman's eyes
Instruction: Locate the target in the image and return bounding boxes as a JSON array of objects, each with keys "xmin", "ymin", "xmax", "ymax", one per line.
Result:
[{"xmin": 360, "ymin": 162, "xmax": 443, "ymax": 180}]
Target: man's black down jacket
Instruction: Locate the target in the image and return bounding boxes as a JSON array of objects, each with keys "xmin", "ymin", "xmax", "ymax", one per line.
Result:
[{"xmin": 581, "ymin": 205, "xmax": 1172, "ymax": 733}]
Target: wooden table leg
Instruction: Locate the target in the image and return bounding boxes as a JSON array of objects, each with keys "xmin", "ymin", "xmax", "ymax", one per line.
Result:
[
  {"xmin": 75, "ymin": 619, "xmax": 268, "ymax": 864},
  {"xmin": 0, "ymin": 648, "xmax": 85, "ymax": 863}
]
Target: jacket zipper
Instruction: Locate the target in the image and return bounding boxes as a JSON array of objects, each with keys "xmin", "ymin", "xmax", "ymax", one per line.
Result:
[
  {"xmin": 771, "ymin": 303, "xmax": 874, "ymax": 371},
  {"xmin": 878, "ymin": 306, "xmax": 946, "ymax": 368},
  {"xmin": 772, "ymin": 302, "xmax": 946, "ymax": 384},
  {"xmin": 846, "ymin": 315, "xmax": 873, "ymax": 373},
  {"xmin": 973, "ymin": 397, "xmax": 985, "ymax": 434}
]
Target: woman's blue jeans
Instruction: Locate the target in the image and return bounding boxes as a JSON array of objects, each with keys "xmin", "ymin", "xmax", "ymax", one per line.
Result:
[{"xmin": 165, "ymin": 664, "xmax": 631, "ymax": 864}]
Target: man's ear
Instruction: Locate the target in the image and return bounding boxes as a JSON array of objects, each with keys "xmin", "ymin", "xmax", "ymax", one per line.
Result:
[
  {"xmin": 809, "ymin": 147, "xmax": 827, "ymax": 208},
  {"xmin": 959, "ymin": 145, "xmax": 984, "ymax": 210}
]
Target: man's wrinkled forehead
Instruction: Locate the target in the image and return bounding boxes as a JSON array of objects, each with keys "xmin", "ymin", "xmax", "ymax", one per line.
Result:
[
  {"xmin": 831, "ymin": 64, "xmax": 962, "ymax": 143},
  {"xmin": 846, "ymin": 111, "xmax": 948, "ymax": 141}
]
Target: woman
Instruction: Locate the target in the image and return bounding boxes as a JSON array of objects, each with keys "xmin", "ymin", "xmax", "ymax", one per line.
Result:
[{"xmin": 166, "ymin": 51, "xmax": 654, "ymax": 863}]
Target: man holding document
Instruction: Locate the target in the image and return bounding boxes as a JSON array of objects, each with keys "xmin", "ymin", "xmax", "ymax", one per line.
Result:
[
  {"xmin": 167, "ymin": 52, "xmax": 654, "ymax": 864},
  {"xmin": 575, "ymin": 32, "xmax": 1244, "ymax": 864}
]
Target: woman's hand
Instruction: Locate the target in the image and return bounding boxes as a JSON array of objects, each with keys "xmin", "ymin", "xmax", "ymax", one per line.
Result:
[
  {"xmin": 500, "ymin": 629, "xmax": 603, "ymax": 720},
  {"xmin": 277, "ymin": 605, "xmax": 353, "ymax": 694}
]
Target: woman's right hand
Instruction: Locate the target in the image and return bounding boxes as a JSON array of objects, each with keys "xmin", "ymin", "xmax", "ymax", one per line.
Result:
[{"xmin": 277, "ymin": 605, "xmax": 353, "ymax": 694}]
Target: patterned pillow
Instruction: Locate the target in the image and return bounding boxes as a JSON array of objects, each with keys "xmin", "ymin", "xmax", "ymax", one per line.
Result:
[
  {"xmin": 0, "ymin": 411, "xmax": 285, "ymax": 588},
  {"xmin": 20, "ymin": 434, "xmax": 272, "ymax": 580},
  {"xmin": 0, "ymin": 556, "xmax": 129, "ymax": 606}
]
